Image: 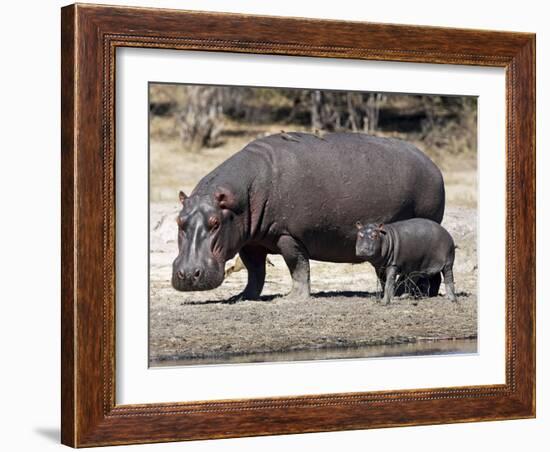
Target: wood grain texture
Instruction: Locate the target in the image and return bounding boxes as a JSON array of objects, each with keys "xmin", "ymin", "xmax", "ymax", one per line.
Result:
[
  {"xmin": 60, "ymin": 3, "xmax": 536, "ymax": 447},
  {"xmin": 60, "ymin": 5, "xmax": 76, "ymax": 447}
]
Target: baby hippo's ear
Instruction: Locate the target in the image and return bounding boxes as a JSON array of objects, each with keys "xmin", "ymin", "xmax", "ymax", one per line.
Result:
[
  {"xmin": 179, "ymin": 190, "xmax": 188, "ymax": 205},
  {"xmin": 378, "ymin": 223, "xmax": 387, "ymax": 235},
  {"xmin": 355, "ymin": 221, "xmax": 363, "ymax": 230}
]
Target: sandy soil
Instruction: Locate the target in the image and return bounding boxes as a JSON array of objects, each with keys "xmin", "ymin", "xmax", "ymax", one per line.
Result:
[{"xmin": 148, "ymin": 120, "xmax": 478, "ymax": 365}]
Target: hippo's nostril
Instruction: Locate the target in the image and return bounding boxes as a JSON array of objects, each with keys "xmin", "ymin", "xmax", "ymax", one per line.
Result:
[
  {"xmin": 176, "ymin": 270, "xmax": 185, "ymax": 280},
  {"xmin": 193, "ymin": 268, "xmax": 201, "ymax": 279}
]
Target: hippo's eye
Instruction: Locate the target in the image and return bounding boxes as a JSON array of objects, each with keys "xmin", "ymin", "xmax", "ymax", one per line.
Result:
[{"xmin": 208, "ymin": 216, "xmax": 220, "ymax": 230}]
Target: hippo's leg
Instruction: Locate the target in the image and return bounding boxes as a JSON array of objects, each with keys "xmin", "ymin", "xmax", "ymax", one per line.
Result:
[
  {"xmin": 277, "ymin": 235, "xmax": 310, "ymax": 299},
  {"xmin": 427, "ymin": 273, "xmax": 442, "ymax": 297},
  {"xmin": 236, "ymin": 244, "xmax": 268, "ymax": 301},
  {"xmin": 375, "ymin": 267, "xmax": 386, "ymax": 297},
  {"xmin": 443, "ymin": 264, "xmax": 457, "ymax": 302},
  {"xmin": 382, "ymin": 266, "xmax": 398, "ymax": 305}
]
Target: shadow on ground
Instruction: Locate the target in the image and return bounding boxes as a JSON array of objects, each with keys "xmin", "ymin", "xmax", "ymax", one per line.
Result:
[
  {"xmin": 181, "ymin": 290, "xmax": 383, "ymax": 305},
  {"xmin": 181, "ymin": 289, "xmax": 471, "ymax": 305}
]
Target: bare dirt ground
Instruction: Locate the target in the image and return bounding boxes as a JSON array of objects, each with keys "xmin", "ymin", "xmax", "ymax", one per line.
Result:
[{"xmin": 148, "ymin": 118, "xmax": 478, "ymax": 365}]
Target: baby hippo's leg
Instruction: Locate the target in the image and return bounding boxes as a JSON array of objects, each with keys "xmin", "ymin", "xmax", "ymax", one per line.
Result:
[
  {"xmin": 376, "ymin": 267, "xmax": 386, "ymax": 297},
  {"xmin": 382, "ymin": 266, "xmax": 398, "ymax": 305},
  {"xmin": 443, "ymin": 264, "xmax": 457, "ymax": 302}
]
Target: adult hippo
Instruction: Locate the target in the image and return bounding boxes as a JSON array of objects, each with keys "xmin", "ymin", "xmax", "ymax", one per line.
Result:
[{"xmin": 172, "ymin": 132, "xmax": 445, "ymax": 300}]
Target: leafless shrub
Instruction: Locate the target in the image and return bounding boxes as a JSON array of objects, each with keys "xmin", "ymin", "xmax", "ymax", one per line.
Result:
[
  {"xmin": 150, "ymin": 84, "xmax": 477, "ymax": 157},
  {"xmin": 309, "ymin": 90, "xmax": 385, "ymax": 132},
  {"xmin": 177, "ymin": 87, "xmax": 225, "ymax": 152},
  {"xmin": 420, "ymin": 96, "xmax": 477, "ymax": 155}
]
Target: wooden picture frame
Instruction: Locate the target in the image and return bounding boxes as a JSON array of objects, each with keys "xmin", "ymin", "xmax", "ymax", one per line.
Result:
[{"xmin": 61, "ymin": 3, "xmax": 535, "ymax": 447}]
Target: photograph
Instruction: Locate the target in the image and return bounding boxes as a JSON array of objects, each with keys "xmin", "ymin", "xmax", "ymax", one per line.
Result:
[{"xmin": 148, "ymin": 83, "xmax": 479, "ymax": 367}]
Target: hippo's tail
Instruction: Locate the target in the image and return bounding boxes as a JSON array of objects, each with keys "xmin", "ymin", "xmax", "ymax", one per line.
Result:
[{"xmin": 433, "ymin": 180, "xmax": 446, "ymax": 224}]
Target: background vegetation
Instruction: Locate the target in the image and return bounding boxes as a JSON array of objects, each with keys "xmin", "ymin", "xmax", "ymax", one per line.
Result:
[{"xmin": 149, "ymin": 83, "xmax": 477, "ymax": 159}]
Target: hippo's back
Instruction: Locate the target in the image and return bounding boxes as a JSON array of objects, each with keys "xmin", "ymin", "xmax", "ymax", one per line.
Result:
[{"xmin": 247, "ymin": 132, "xmax": 444, "ymax": 220}]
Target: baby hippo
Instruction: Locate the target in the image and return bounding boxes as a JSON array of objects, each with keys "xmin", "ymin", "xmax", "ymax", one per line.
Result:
[{"xmin": 355, "ymin": 219, "xmax": 457, "ymax": 304}]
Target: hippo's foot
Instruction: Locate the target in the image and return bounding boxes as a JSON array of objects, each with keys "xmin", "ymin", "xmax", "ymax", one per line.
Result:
[
  {"xmin": 378, "ymin": 292, "xmax": 392, "ymax": 305},
  {"xmin": 227, "ymin": 290, "xmax": 261, "ymax": 303},
  {"xmin": 444, "ymin": 281, "xmax": 458, "ymax": 302},
  {"xmin": 282, "ymin": 289, "xmax": 310, "ymax": 301},
  {"xmin": 446, "ymin": 293, "xmax": 458, "ymax": 303}
]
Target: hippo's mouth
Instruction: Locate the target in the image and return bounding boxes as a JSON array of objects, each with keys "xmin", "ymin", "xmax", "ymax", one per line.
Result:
[
  {"xmin": 171, "ymin": 267, "xmax": 225, "ymax": 292},
  {"xmin": 356, "ymin": 246, "xmax": 376, "ymax": 259}
]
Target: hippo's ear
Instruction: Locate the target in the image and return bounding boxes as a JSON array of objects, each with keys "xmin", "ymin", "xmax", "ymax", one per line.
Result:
[
  {"xmin": 378, "ymin": 223, "xmax": 387, "ymax": 235},
  {"xmin": 178, "ymin": 190, "xmax": 188, "ymax": 205},
  {"xmin": 215, "ymin": 187, "xmax": 241, "ymax": 213},
  {"xmin": 355, "ymin": 221, "xmax": 363, "ymax": 230}
]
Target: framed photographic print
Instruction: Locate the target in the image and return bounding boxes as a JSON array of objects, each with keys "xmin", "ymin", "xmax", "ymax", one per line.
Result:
[{"xmin": 61, "ymin": 3, "xmax": 535, "ymax": 447}]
